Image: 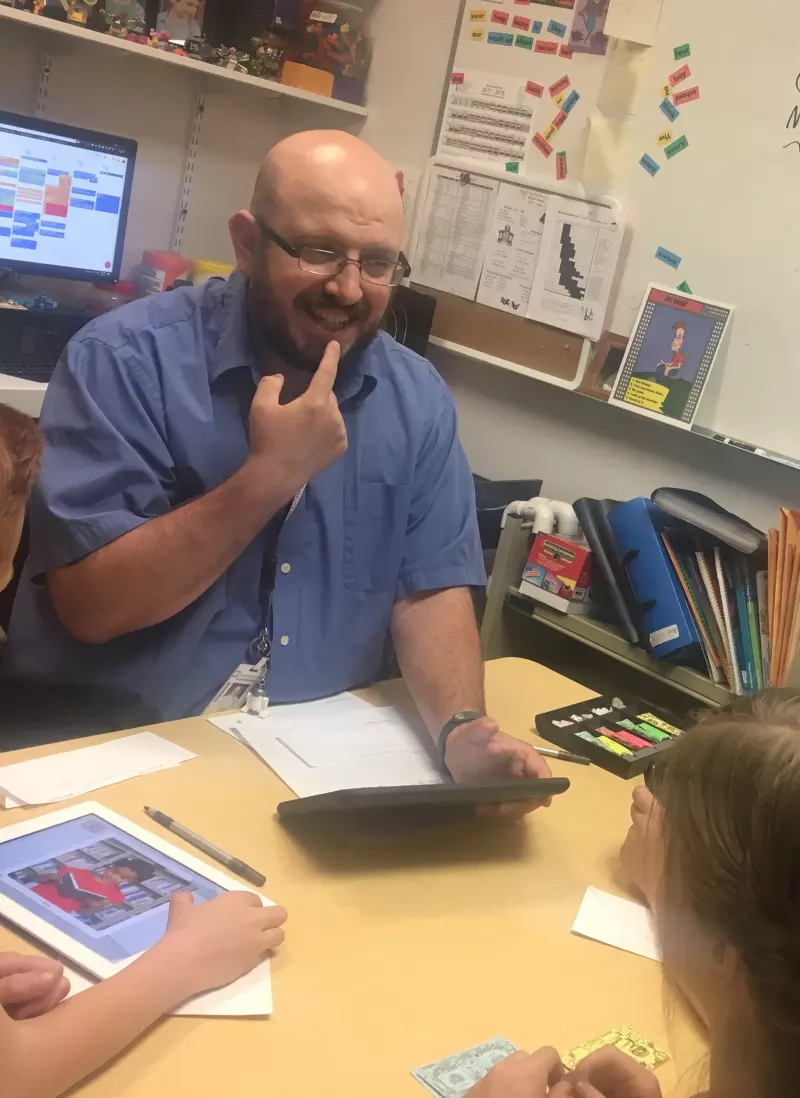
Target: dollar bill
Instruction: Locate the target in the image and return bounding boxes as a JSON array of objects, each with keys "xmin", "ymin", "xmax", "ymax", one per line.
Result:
[
  {"xmin": 562, "ymin": 1024, "xmax": 669, "ymax": 1071},
  {"xmin": 412, "ymin": 1037, "xmax": 518, "ymax": 1098}
]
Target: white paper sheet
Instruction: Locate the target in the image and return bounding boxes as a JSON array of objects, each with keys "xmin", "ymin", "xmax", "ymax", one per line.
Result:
[
  {"xmin": 477, "ymin": 183, "xmax": 547, "ymax": 316},
  {"xmin": 210, "ymin": 696, "xmax": 441, "ymax": 799},
  {"xmin": 61, "ymin": 955, "xmax": 273, "ymax": 1017},
  {"xmin": 571, "ymin": 886, "xmax": 661, "ymax": 962},
  {"xmin": 526, "ymin": 193, "xmax": 624, "ymax": 340},
  {"xmin": 415, "ymin": 166, "xmax": 499, "ymax": 300},
  {"xmin": 438, "ymin": 71, "xmax": 536, "ymax": 167},
  {"xmin": 603, "ymin": 0, "xmax": 663, "ymax": 46},
  {"xmin": 0, "ymin": 734, "xmax": 197, "ymax": 809}
]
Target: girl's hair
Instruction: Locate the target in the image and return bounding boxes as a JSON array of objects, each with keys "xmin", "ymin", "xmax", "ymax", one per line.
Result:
[
  {"xmin": 0, "ymin": 403, "xmax": 43, "ymax": 518},
  {"xmin": 657, "ymin": 690, "xmax": 800, "ymax": 1096}
]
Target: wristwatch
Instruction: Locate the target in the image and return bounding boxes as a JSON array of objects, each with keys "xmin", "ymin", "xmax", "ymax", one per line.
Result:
[{"xmin": 437, "ymin": 711, "xmax": 483, "ymax": 780}]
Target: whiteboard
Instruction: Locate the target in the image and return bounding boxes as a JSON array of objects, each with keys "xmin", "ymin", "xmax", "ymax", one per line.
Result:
[
  {"xmin": 445, "ymin": 0, "xmax": 800, "ymax": 461},
  {"xmin": 600, "ymin": 0, "xmax": 800, "ymax": 459}
]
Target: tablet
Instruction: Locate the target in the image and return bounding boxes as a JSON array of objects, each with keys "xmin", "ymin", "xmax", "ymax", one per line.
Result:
[
  {"xmin": 277, "ymin": 778, "xmax": 570, "ymax": 822},
  {"xmin": 0, "ymin": 801, "xmax": 275, "ymax": 1017}
]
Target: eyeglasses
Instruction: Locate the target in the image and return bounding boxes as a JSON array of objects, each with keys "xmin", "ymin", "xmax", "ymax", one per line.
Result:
[{"xmin": 255, "ymin": 218, "xmax": 411, "ymax": 287}]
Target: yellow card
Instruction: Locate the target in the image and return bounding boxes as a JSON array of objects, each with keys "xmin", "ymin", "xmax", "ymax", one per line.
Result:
[
  {"xmin": 543, "ymin": 123, "xmax": 557, "ymax": 142},
  {"xmin": 657, "ymin": 130, "xmax": 673, "ymax": 146},
  {"xmin": 553, "ymin": 93, "xmax": 566, "ymax": 108},
  {"xmin": 562, "ymin": 1025, "xmax": 669, "ymax": 1072},
  {"xmin": 470, "ymin": 27, "xmax": 486, "ymax": 39},
  {"xmin": 660, "ymin": 83, "xmax": 670, "ymax": 97},
  {"xmin": 470, "ymin": 7, "xmax": 487, "ymax": 20}
]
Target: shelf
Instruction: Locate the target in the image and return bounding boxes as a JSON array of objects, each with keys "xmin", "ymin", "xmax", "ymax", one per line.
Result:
[
  {"xmin": 505, "ymin": 587, "xmax": 733, "ymax": 708},
  {"xmin": 0, "ymin": 6, "xmax": 369, "ymax": 118}
]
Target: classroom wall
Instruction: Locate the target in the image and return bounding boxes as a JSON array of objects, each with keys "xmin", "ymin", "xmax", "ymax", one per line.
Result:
[
  {"xmin": 435, "ymin": 348, "xmax": 800, "ymax": 532},
  {"xmin": 3, "ymin": 3, "xmax": 797, "ymax": 530}
]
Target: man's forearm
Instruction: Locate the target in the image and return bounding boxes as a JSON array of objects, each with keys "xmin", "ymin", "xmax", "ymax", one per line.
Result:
[
  {"xmin": 391, "ymin": 587, "xmax": 486, "ymax": 743},
  {"xmin": 48, "ymin": 458, "xmax": 293, "ymax": 644}
]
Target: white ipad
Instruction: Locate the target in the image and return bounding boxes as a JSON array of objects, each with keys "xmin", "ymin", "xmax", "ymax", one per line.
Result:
[{"xmin": 0, "ymin": 801, "xmax": 275, "ymax": 1017}]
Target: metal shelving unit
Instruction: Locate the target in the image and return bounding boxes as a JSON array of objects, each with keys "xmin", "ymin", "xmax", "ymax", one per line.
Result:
[
  {"xmin": 0, "ymin": 6, "xmax": 369, "ymax": 118},
  {"xmin": 481, "ymin": 513, "xmax": 733, "ymax": 708}
]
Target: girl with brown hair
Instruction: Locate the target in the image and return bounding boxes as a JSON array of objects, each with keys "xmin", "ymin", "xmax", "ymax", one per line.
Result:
[{"xmin": 469, "ymin": 691, "xmax": 800, "ymax": 1098}]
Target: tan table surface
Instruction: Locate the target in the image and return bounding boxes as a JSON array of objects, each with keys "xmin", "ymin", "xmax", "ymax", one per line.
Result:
[{"xmin": 0, "ymin": 658, "xmax": 705, "ymax": 1097}]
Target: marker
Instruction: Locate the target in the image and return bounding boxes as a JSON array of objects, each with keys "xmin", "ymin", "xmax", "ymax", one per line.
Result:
[
  {"xmin": 693, "ymin": 428, "xmax": 800, "ymax": 472},
  {"xmin": 535, "ymin": 745, "xmax": 591, "ymax": 766},
  {"xmin": 144, "ymin": 808, "xmax": 266, "ymax": 887}
]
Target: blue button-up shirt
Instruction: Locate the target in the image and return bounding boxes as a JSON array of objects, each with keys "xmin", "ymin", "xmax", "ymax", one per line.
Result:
[{"xmin": 8, "ymin": 273, "xmax": 485, "ymax": 720}]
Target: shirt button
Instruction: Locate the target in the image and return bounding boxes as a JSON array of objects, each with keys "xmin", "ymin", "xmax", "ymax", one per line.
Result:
[
  {"xmin": 280, "ymin": 635, "xmax": 290, "ymax": 647},
  {"xmin": 280, "ymin": 563, "xmax": 291, "ymax": 574}
]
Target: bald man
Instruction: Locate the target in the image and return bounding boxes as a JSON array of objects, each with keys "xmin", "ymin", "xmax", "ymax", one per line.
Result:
[{"xmin": 8, "ymin": 132, "xmax": 550, "ymax": 791}]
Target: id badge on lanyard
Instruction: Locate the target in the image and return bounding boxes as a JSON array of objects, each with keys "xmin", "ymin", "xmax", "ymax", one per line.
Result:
[{"xmin": 204, "ymin": 486, "xmax": 305, "ymax": 718}]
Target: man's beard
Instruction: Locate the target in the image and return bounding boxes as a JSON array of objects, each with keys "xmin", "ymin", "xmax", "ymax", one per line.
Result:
[{"xmin": 247, "ymin": 266, "xmax": 388, "ymax": 377}]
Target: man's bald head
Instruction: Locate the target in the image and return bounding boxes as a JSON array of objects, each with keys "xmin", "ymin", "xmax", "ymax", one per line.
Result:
[
  {"xmin": 250, "ymin": 130, "xmax": 404, "ymax": 238},
  {"xmin": 230, "ymin": 131, "xmax": 405, "ymax": 376}
]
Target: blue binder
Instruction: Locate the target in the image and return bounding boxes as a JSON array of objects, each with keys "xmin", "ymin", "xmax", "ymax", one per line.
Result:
[{"xmin": 607, "ymin": 498, "xmax": 702, "ymax": 662}]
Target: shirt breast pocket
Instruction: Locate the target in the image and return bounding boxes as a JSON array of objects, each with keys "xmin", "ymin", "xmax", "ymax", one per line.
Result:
[{"xmin": 343, "ymin": 481, "xmax": 412, "ymax": 593}]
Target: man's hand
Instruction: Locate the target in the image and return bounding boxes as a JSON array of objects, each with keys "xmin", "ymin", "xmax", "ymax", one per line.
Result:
[
  {"xmin": 445, "ymin": 717, "xmax": 553, "ymax": 817},
  {"xmin": 619, "ymin": 785, "xmax": 662, "ymax": 905},
  {"xmin": 0, "ymin": 953, "xmax": 71, "ymax": 1020},
  {"xmin": 248, "ymin": 340, "xmax": 347, "ymax": 494},
  {"xmin": 466, "ymin": 1048, "xmax": 565, "ymax": 1097}
]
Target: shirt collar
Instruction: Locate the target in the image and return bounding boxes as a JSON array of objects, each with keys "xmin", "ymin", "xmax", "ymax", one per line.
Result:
[{"xmin": 211, "ymin": 270, "xmax": 377, "ymax": 409}]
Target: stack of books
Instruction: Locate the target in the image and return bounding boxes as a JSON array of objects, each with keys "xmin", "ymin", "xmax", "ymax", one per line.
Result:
[
  {"xmin": 660, "ymin": 533, "xmax": 768, "ymax": 694},
  {"xmin": 767, "ymin": 508, "xmax": 800, "ymax": 687},
  {"xmin": 579, "ymin": 490, "xmax": 768, "ymax": 696}
]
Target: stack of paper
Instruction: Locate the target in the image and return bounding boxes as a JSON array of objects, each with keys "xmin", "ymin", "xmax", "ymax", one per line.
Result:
[
  {"xmin": 210, "ymin": 693, "xmax": 441, "ymax": 797},
  {"xmin": 571, "ymin": 886, "xmax": 661, "ymax": 962},
  {"xmin": 0, "ymin": 733, "xmax": 197, "ymax": 809},
  {"xmin": 768, "ymin": 508, "xmax": 800, "ymax": 686}
]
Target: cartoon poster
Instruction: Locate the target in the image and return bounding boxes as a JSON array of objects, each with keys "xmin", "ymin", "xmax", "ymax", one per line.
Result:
[
  {"xmin": 609, "ymin": 285, "xmax": 735, "ymax": 428},
  {"xmin": 569, "ymin": 0, "xmax": 610, "ymax": 55}
]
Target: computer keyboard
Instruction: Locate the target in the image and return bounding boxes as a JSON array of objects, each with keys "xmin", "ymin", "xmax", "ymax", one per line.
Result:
[{"xmin": 0, "ymin": 360, "xmax": 56, "ymax": 384}]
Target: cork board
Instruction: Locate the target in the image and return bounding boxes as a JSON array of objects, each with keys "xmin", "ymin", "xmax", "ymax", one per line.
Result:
[{"xmin": 416, "ymin": 285, "xmax": 585, "ymax": 384}]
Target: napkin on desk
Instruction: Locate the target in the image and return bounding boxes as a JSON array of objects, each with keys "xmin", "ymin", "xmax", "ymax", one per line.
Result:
[
  {"xmin": 571, "ymin": 886, "xmax": 661, "ymax": 962},
  {"xmin": 0, "ymin": 732, "xmax": 197, "ymax": 809}
]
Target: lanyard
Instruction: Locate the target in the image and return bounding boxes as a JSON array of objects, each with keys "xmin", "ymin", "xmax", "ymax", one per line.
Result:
[{"xmin": 246, "ymin": 485, "xmax": 305, "ymax": 709}]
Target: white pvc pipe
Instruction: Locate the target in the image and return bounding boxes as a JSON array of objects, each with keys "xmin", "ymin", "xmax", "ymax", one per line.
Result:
[{"xmin": 548, "ymin": 500, "xmax": 580, "ymax": 538}]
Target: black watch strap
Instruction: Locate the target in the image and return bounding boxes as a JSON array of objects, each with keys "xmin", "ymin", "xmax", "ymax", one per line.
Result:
[{"xmin": 437, "ymin": 711, "xmax": 483, "ymax": 780}]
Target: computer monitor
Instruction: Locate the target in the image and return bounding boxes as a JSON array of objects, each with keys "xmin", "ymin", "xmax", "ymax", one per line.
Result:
[{"xmin": 0, "ymin": 111, "xmax": 137, "ymax": 284}]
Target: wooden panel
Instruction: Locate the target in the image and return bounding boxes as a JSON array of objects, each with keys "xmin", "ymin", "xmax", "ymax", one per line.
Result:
[{"xmin": 416, "ymin": 284, "xmax": 584, "ymax": 382}]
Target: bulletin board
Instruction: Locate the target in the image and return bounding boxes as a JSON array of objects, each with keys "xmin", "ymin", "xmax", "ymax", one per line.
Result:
[
  {"xmin": 430, "ymin": 0, "xmax": 800, "ymax": 463},
  {"xmin": 408, "ymin": 156, "xmax": 624, "ymax": 388}
]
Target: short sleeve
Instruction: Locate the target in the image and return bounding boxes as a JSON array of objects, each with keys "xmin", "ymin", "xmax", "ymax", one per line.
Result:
[
  {"xmin": 396, "ymin": 380, "xmax": 486, "ymax": 598},
  {"xmin": 27, "ymin": 335, "xmax": 176, "ymax": 575}
]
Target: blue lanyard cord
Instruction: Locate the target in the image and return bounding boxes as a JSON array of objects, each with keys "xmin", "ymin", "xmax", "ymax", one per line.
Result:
[{"xmin": 248, "ymin": 486, "xmax": 305, "ymax": 688}]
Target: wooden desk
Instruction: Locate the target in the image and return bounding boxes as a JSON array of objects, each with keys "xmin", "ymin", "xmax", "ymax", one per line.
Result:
[{"xmin": 0, "ymin": 659, "xmax": 704, "ymax": 1097}]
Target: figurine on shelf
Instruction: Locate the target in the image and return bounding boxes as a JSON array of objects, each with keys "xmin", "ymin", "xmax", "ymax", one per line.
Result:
[
  {"xmin": 300, "ymin": 17, "xmax": 368, "ymax": 79},
  {"xmin": 62, "ymin": 0, "xmax": 98, "ymax": 24},
  {"xmin": 148, "ymin": 28, "xmax": 171, "ymax": 48},
  {"xmin": 215, "ymin": 45, "xmax": 248, "ymax": 73},
  {"xmin": 248, "ymin": 33, "xmax": 284, "ymax": 82},
  {"xmin": 184, "ymin": 35, "xmax": 216, "ymax": 63}
]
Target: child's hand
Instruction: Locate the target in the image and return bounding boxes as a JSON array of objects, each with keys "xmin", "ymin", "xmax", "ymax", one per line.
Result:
[
  {"xmin": 619, "ymin": 786, "xmax": 662, "ymax": 906},
  {"xmin": 465, "ymin": 1048, "xmax": 565, "ymax": 1097},
  {"xmin": 156, "ymin": 891, "xmax": 287, "ymax": 998},
  {"xmin": 0, "ymin": 952, "xmax": 71, "ymax": 1020},
  {"xmin": 570, "ymin": 1046, "xmax": 663, "ymax": 1098}
]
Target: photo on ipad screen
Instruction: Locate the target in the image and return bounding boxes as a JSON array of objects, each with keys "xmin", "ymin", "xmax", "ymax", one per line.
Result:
[{"xmin": 0, "ymin": 813, "xmax": 225, "ymax": 962}]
